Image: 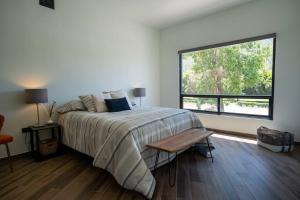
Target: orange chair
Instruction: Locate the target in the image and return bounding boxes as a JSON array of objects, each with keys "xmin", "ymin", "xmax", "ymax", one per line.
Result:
[{"xmin": 0, "ymin": 114, "xmax": 13, "ymax": 172}]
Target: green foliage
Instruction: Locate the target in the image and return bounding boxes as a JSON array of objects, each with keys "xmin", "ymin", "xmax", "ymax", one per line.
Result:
[
  {"xmin": 236, "ymin": 100, "xmax": 268, "ymax": 107},
  {"xmin": 243, "ymin": 70, "xmax": 272, "ymax": 95},
  {"xmin": 182, "ymin": 39, "xmax": 273, "ymax": 96},
  {"xmin": 223, "ymin": 99, "xmax": 269, "ymax": 107}
]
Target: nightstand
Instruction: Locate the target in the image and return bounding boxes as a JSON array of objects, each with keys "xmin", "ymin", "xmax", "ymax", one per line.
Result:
[{"xmin": 22, "ymin": 123, "xmax": 63, "ymax": 161}]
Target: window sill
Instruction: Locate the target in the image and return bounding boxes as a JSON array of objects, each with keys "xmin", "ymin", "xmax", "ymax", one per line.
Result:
[{"xmin": 186, "ymin": 109, "xmax": 273, "ymax": 120}]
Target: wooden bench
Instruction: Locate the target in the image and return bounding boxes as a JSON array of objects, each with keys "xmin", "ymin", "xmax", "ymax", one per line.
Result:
[{"xmin": 147, "ymin": 129, "xmax": 214, "ymax": 187}]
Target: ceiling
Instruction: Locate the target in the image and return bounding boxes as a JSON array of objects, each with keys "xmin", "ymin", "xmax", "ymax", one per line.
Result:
[{"xmin": 100, "ymin": 0, "xmax": 253, "ymax": 29}]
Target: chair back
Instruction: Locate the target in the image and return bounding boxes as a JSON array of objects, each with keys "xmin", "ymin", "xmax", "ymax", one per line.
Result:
[{"xmin": 0, "ymin": 114, "xmax": 4, "ymax": 132}]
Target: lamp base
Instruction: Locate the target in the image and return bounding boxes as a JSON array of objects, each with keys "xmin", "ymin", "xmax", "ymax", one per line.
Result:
[{"xmin": 47, "ymin": 118, "xmax": 54, "ymax": 124}]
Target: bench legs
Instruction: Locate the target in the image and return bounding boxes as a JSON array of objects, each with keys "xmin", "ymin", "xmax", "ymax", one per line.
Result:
[
  {"xmin": 152, "ymin": 136, "xmax": 213, "ymax": 187},
  {"xmin": 153, "ymin": 150, "xmax": 177, "ymax": 187},
  {"xmin": 153, "ymin": 150, "xmax": 160, "ymax": 177},
  {"xmin": 168, "ymin": 152, "xmax": 177, "ymax": 187},
  {"xmin": 206, "ymin": 137, "xmax": 213, "ymax": 163}
]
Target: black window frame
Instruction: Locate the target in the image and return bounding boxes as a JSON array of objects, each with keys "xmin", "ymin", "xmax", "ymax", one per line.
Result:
[{"xmin": 179, "ymin": 33, "xmax": 276, "ymax": 119}]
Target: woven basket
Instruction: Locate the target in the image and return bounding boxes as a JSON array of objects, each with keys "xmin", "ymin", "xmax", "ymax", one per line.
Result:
[
  {"xmin": 39, "ymin": 139, "xmax": 58, "ymax": 156},
  {"xmin": 257, "ymin": 126, "xmax": 294, "ymax": 152}
]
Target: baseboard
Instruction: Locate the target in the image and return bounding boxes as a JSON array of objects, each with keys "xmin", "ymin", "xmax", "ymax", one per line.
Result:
[
  {"xmin": 0, "ymin": 152, "xmax": 31, "ymax": 161},
  {"xmin": 207, "ymin": 128, "xmax": 257, "ymax": 139}
]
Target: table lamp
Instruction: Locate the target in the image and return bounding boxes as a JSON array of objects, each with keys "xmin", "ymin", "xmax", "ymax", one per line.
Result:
[
  {"xmin": 133, "ymin": 88, "xmax": 146, "ymax": 106},
  {"xmin": 25, "ymin": 89, "xmax": 48, "ymax": 127}
]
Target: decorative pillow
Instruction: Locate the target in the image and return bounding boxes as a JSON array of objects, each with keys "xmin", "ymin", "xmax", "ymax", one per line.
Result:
[
  {"xmin": 92, "ymin": 93, "xmax": 111, "ymax": 112},
  {"xmin": 109, "ymin": 90, "xmax": 133, "ymax": 108},
  {"xmin": 105, "ymin": 97, "xmax": 131, "ymax": 112},
  {"xmin": 79, "ymin": 95, "xmax": 96, "ymax": 112},
  {"xmin": 57, "ymin": 100, "xmax": 86, "ymax": 114}
]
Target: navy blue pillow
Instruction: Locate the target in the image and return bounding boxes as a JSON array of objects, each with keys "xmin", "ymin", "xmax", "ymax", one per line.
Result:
[{"xmin": 105, "ymin": 97, "xmax": 131, "ymax": 112}]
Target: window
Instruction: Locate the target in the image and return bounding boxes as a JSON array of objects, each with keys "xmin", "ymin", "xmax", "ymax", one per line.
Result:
[{"xmin": 179, "ymin": 34, "xmax": 276, "ymax": 119}]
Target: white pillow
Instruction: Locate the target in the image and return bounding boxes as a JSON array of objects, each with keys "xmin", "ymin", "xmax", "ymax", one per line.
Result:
[
  {"xmin": 92, "ymin": 93, "xmax": 111, "ymax": 112},
  {"xmin": 110, "ymin": 90, "xmax": 133, "ymax": 108}
]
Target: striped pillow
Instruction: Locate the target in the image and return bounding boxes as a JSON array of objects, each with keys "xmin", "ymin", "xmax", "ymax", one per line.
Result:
[
  {"xmin": 79, "ymin": 95, "xmax": 96, "ymax": 112},
  {"xmin": 57, "ymin": 100, "xmax": 86, "ymax": 114}
]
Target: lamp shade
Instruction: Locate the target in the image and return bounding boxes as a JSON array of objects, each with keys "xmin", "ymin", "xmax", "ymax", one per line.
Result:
[
  {"xmin": 25, "ymin": 89, "xmax": 48, "ymax": 104},
  {"xmin": 133, "ymin": 88, "xmax": 146, "ymax": 97}
]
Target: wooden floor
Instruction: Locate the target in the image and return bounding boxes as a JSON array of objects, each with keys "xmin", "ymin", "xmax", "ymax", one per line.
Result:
[{"xmin": 1, "ymin": 134, "xmax": 300, "ymax": 200}]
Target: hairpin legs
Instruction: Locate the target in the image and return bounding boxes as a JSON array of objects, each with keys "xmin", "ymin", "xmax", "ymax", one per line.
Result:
[{"xmin": 206, "ymin": 137, "xmax": 213, "ymax": 163}]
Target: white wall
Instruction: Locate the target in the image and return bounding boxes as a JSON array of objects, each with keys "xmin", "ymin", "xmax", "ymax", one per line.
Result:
[
  {"xmin": 160, "ymin": 0, "xmax": 300, "ymax": 141},
  {"xmin": 0, "ymin": 0, "xmax": 160, "ymax": 157}
]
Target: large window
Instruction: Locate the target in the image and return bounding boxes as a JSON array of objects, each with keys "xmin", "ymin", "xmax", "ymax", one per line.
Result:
[{"xmin": 179, "ymin": 34, "xmax": 276, "ymax": 119}]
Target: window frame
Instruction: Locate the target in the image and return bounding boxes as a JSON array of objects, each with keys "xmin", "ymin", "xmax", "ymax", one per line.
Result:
[{"xmin": 179, "ymin": 33, "xmax": 276, "ymax": 119}]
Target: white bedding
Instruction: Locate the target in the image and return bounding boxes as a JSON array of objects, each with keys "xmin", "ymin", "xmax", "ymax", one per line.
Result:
[{"xmin": 58, "ymin": 107, "xmax": 204, "ymax": 199}]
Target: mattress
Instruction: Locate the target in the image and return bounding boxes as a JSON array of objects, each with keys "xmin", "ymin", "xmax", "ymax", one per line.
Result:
[{"xmin": 58, "ymin": 106, "xmax": 204, "ymax": 199}]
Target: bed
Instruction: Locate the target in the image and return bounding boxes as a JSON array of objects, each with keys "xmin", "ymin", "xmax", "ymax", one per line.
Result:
[{"xmin": 58, "ymin": 106, "xmax": 204, "ymax": 199}]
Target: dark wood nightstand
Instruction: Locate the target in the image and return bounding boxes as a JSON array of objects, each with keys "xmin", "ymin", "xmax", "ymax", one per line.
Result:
[{"xmin": 22, "ymin": 123, "xmax": 63, "ymax": 161}]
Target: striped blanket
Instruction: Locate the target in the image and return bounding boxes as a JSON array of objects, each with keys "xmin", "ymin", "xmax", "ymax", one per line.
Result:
[{"xmin": 58, "ymin": 107, "xmax": 204, "ymax": 198}]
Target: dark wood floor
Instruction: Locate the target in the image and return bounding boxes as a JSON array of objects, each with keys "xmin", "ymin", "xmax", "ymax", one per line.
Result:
[{"xmin": 1, "ymin": 134, "xmax": 300, "ymax": 200}]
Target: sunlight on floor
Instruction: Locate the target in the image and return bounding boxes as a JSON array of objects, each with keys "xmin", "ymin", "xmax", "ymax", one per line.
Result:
[{"xmin": 212, "ymin": 134, "xmax": 257, "ymax": 144}]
